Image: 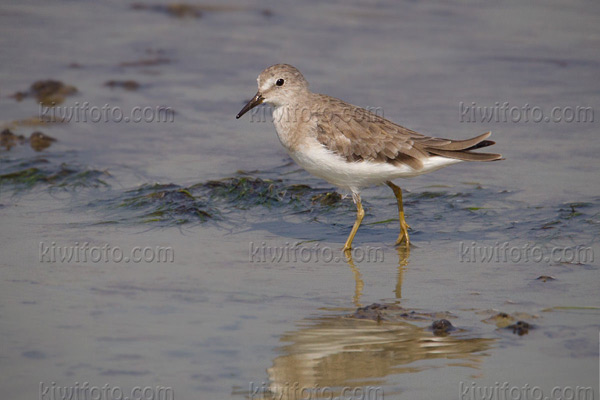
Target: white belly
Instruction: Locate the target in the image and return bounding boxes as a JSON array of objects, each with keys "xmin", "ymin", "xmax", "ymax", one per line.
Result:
[{"xmin": 288, "ymin": 142, "xmax": 461, "ymax": 193}]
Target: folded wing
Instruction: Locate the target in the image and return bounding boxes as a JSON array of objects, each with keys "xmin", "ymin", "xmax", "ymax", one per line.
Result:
[{"xmin": 314, "ymin": 95, "xmax": 502, "ymax": 170}]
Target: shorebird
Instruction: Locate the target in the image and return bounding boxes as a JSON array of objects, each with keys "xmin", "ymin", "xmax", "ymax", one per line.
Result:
[{"xmin": 236, "ymin": 64, "xmax": 501, "ymax": 251}]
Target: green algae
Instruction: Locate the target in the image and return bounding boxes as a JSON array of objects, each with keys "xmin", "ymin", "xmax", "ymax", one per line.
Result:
[
  {"xmin": 200, "ymin": 177, "xmax": 300, "ymax": 209},
  {"xmin": 0, "ymin": 158, "xmax": 109, "ymax": 190},
  {"xmin": 103, "ymin": 173, "xmax": 352, "ymax": 226},
  {"xmin": 113, "ymin": 184, "xmax": 214, "ymax": 225}
]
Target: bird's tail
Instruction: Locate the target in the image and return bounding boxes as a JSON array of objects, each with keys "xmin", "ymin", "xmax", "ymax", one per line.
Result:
[{"xmin": 425, "ymin": 131, "xmax": 503, "ymax": 162}]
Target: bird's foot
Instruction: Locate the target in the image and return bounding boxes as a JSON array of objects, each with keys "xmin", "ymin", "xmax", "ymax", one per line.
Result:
[{"xmin": 394, "ymin": 222, "xmax": 411, "ymax": 247}]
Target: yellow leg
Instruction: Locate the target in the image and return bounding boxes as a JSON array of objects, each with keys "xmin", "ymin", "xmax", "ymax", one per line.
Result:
[
  {"xmin": 386, "ymin": 181, "xmax": 410, "ymax": 246},
  {"xmin": 343, "ymin": 194, "xmax": 365, "ymax": 252}
]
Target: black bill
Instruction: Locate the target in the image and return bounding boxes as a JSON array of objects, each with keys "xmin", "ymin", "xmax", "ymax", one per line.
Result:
[{"xmin": 236, "ymin": 92, "xmax": 264, "ymax": 119}]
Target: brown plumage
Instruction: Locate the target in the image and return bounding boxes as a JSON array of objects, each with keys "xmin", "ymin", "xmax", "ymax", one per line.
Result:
[{"xmin": 312, "ymin": 95, "xmax": 502, "ymax": 170}]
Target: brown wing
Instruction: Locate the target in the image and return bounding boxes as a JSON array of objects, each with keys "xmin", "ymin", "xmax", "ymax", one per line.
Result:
[{"xmin": 313, "ymin": 95, "xmax": 502, "ymax": 170}]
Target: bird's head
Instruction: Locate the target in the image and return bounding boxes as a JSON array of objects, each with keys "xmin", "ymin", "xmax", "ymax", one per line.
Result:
[{"xmin": 236, "ymin": 64, "xmax": 309, "ymax": 119}]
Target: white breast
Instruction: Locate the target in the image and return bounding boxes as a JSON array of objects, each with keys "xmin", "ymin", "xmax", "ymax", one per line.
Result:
[{"xmin": 272, "ymin": 106, "xmax": 296, "ymax": 151}]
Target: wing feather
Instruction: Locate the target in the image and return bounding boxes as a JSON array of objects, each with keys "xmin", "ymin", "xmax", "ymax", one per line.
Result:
[{"xmin": 312, "ymin": 95, "xmax": 502, "ymax": 169}]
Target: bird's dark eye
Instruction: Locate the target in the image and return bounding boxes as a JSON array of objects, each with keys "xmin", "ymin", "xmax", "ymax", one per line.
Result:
[{"xmin": 276, "ymin": 78, "xmax": 284, "ymax": 86}]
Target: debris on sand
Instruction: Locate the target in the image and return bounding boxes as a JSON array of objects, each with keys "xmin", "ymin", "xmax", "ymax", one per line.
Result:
[
  {"xmin": 506, "ymin": 321, "xmax": 531, "ymax": 336},
  {"xmin": 119, "ymin": 57, "xmax": 171, "ymax": 67},
  {"xmin": 29, "ymin": 131, "xmax": 57, "ymax": 152},
  {"xmin": 104, "ymin": 80, "xmax": 141, "ymax": 91},
  {"xmin": 131, "ymin": 3, "xmax": 204, "ymax": 18},
  {"xmin": 1, "ymin": 129, "xmax": 27, "ymax": 150},
  {"xmin": 536, "ymin": 275, "xmax": 556, "ymax": 282},
  {"xmin": 480, "ymin": 310, "xmax": 537, "ymax": 334},
  {"xmin": 11, "ymin": 80, "xmax": 77, "ymax": 106},
  {"xmin": 482, "ymin": 312, "xmax": 515, "ymax": 328},
  {"xmin": 311, "ymin": 191, "xmax": 342, "ymax": 206},
  {"xmin": 0, "ymin": 129, "xmax": 57, "ymax": 152},
  {"xmin": 130, "ymin": 3, "xmax": 257, "ymax": 18},
  {"xmin": 431, "ymin": 319, "xmax": 455, "ymax": 336},
  {"xmin": 349, "ymin": 303, "xmax": 451, "ymax": 323}
]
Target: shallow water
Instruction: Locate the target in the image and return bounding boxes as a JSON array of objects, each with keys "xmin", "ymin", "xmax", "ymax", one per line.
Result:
[{"xmin": 1, "ymin": 1, "xmax": 599, "ymax": 399}]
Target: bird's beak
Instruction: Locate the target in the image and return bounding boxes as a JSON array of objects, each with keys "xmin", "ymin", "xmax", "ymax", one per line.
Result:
[{"xmin": 236, "ymin": 92, "xmax": 264, "ymax": 119}]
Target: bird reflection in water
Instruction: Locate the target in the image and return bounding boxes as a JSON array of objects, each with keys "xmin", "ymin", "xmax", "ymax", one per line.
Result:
[
  {"xmin": 250, "ymin": 246, "xmax": 495, "ymax": 400},
  {"xmin": 343, "ymin": 245, "xmax": 409, "ymax": 307}
]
